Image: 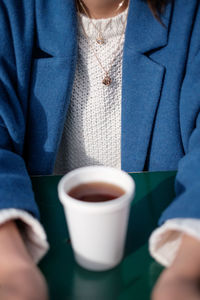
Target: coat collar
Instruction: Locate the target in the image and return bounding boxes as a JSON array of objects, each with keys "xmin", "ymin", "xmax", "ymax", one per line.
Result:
[
  {"xmin": 35, "ymin": 0, "xmax": 78, "ymax": 58},
  {"xmin": 35, "ymin": 0, "xmax": 172, "ymax": 57},
  {"xmin": 126, "ymin": 0, "xmax": 172, "ymax": 54}
]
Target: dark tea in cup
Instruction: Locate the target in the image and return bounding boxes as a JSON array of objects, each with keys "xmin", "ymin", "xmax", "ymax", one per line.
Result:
[{"xmin": 68, "ymin": 182, "xmax": 125, "ymax": 203}]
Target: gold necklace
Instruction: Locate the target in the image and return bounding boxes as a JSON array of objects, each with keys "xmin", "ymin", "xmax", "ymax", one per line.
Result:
[
  {"xmin": 78, "ymin": 0, "xmax": 126, "ymax": 45},
  {"xmin": 77, "ymin": 2, "xmax": 129, "ymax": 86}
]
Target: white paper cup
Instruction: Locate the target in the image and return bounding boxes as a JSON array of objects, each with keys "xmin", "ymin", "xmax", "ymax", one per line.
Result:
[{"xmin": 58, "ymin": 166, "xmax": 135, "ymax": 271}]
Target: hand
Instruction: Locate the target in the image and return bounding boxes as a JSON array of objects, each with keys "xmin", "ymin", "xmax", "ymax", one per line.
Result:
[
  {"xmin": 0, "ymin": 221, "xmax": 48, "ymax": 300},
  {"xmin": 152, "ymin": 234, "xmax": 200, "ymax": 300}
]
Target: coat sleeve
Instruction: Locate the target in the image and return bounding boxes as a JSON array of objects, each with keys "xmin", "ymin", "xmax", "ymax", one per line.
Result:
[
  {"xmin": 149, "ymin": 3, "xmax": 200, "ymax": 266},
  {"xmin": 159, "ymin": 55, "xmax": 200, "ymax": 223},
  {"xmin": 159, "ymin": 1, "xmax": 200, "ymax": 225},
  {"xmin": 0, "ymin": 0, "xmax": 39, "ymax": 216},
  {"xmin": 0, "ymin": 1, "xmax": 49, "ymax": 261}
]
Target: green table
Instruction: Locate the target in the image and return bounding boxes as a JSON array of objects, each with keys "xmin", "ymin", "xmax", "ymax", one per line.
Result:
[{"xmin": 32, "ymin": 171, "xmax": 176, "ymax": 300}]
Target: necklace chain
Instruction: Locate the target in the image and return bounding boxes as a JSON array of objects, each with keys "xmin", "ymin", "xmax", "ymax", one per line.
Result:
[
  {"xmin": 78, "ymin": 0, "xmax": 126, "ymax": 44},
  {"xmin": 77, "ymin": 1, "xmax": 129, "ymax": 86}
]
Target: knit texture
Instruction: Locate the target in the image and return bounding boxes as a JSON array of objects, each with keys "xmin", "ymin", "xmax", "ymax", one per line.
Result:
[{"xmin": 54, "ymin": 9, "xmax": 128, "ymax": 174}]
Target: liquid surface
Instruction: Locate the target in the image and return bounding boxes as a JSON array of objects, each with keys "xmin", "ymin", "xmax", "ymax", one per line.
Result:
[{"xmin": 68, "ymin": 182, "xmax": 125, "ymax": 203}]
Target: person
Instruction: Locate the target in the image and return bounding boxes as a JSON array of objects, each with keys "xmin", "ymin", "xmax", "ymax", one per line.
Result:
[{"xmin": 0, "ymin": 0, "xmax": 200, "ymax": 299}]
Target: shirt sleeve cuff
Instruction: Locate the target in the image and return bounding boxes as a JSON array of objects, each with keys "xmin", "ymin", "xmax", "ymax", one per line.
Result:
[
  {"xmin": 0, "ymin": 209, "xmax": 49, "ymax": 263},
  {"xmin": 149, "ymin": 218, "xmax": 200, "ymax": 267}
]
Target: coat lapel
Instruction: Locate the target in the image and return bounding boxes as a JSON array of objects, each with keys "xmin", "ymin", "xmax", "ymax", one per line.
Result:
[
  {"xmin": 35, "ymin": 0, "xmax": 78, "ymax": 58},
  {"xmin": 121, "ymin": 0, "xmax": 173, "ymax": 171},
  {"xmin": 27, "ymin": 0, "xmax": 78, "ymax": 174}
]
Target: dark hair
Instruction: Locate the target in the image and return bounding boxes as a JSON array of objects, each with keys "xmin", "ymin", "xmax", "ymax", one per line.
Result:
[{"xmin": 147, "ymin": 0, "xmax": 168, "ymax": 22}]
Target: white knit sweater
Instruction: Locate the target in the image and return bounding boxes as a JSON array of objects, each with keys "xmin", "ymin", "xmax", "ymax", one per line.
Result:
[{"xmin": 54, "ymin": 9, "xmax": 128, "ymax": 174}]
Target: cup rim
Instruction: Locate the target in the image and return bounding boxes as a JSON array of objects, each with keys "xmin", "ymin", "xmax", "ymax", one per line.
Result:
[{"xmin": 58, "ymin": 166, "xmax": 135, "ymax": 212}]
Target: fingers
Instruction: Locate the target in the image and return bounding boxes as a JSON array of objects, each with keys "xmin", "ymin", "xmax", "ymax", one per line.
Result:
[
  {"xmin": 0, "ymin": 265, "xmax": 48, "ymax": 300},
  {"xmin": 152, "ymin": 269, "xmax": 200, "ymax": 300}
]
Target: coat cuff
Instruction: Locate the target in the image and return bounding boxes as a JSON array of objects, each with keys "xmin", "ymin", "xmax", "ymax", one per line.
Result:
[
  {"xmin": 149, "ymin": 218, "xmax": 200, "ymax": 267},
  {"xmin": 0, "ymin": 209, "xmax": 49, "ymax": 263}
]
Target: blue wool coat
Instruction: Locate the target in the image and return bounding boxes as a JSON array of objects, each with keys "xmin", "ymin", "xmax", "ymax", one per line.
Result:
[{"xmin": 0, "ymin": 0, "xmax": 200, "ymax": 225}]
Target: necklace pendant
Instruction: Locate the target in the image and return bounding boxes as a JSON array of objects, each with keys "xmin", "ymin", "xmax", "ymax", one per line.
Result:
[
  {"xmin": 96, "ymin": 35, "xmax": 105, "ymax": 45},
  {"xmin": 102, "ymin": 75, "xmax": 112, "ymax": 86}
]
